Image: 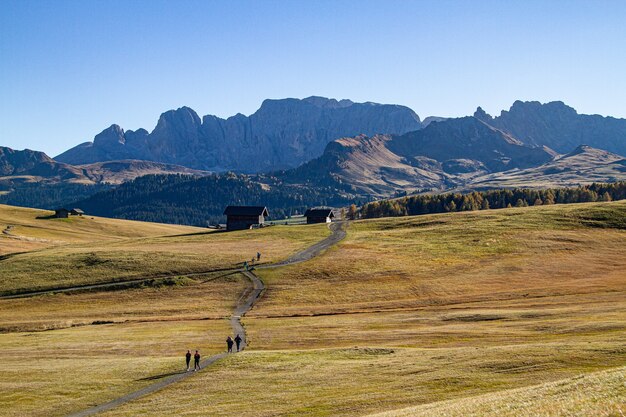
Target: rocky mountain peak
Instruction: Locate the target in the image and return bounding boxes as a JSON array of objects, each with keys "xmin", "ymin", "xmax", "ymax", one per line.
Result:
[
  {"xmin": 93, "ymin": 124, "xmax": 125, "ymax": 146},
  {"xmin": 473, "ymin": 106, "xmax": 492, "ymax": 122}
]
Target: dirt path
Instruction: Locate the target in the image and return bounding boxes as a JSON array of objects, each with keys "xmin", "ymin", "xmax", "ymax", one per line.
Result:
[{"xmin": 67, "ymin": 221, "xmax": 347, "ymax": 417}]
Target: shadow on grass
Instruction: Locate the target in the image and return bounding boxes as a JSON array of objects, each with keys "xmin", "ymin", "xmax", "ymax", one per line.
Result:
[{"xmin": 137, "ymin": 370, "xmax": 187, "ymax": 381}]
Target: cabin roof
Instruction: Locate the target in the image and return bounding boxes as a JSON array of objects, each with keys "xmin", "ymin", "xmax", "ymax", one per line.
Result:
[
  {"xmin": 304, "ymin": 208, "xmax": 334, "ymax": 218},
  {"xmin": 223, "ymin": 206, "xmax": 269, "ymax": 216},
  {"xmin": 71, "ymin": 208, "xmax": 84, "ymax": 214}
]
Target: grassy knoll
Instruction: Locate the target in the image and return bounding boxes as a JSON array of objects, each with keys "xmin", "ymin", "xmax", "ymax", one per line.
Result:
[
  {"xmin": 0, "ymin": 273, "xmax": 246, "ymax": 416},
  {"xmin": 0, "ymin": 204, "xmax": 204, "ymax": 255},
  {"xmin": 0, "ymin": 204, "xmax": 330, "ymax": 294},
  {"xmin": 99, "ymin": 339, "xmax": 625, "ymax": 417},
  {"xmin": 94, "ymin": 201, "xmax": 625, "ymax": 416},
  {"xmin": 369, "ymin": 366, "xmax": 626, "ymax": 417},
  {"xmin": 0, "ymin": 203, "xmax": 333, "ymax": 416},
  {"xmin": 0, "ymin": 274, "xmax": 246, "ymax": 333},
  {"xmin": 0, "ymin": 318, "xmax": 231, "ymax": 417},
  {"xmin": 252, "ymin": 201, "xmax": 626, "ymax": 317}
]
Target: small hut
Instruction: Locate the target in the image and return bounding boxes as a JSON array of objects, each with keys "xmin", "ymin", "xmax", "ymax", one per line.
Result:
[
  {"xmin": 223, "ymin": 206, "xmax": 269, "ymax": 231},
  {"xmin": 304, "ymin": 208, "xmax": 335, "ymax": 224},
  {"xmin": 70, "ymin": 208, "xmax": 84, "ymax": 216},
  {"xmin": 54, "ymin": 208, "xmax": 70, "ymax": 218}
]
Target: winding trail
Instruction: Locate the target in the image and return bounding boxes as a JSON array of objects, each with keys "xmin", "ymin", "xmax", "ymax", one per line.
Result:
[{"xmin": 67, "ymin": 221, "xmax": 347, "ymax": 417}]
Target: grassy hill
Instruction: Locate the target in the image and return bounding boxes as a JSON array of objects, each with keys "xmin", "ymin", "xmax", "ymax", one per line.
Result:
[
  {"xmin": 0, "ymin": 204, "xmax": 329, "ymax": 294},
  {"xmin": 1, "ymin": 201, "xmax": 624, "ymax": 416},
  {"xmin": 369, "ymin": 366, "xmax": 625, "ymax": 417}
]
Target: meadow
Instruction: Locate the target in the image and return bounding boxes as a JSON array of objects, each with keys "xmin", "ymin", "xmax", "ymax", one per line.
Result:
[
  {"xmin": 1, "ymin": 202, "xmax": 625, "ymax": 416},
  {"xmin": 0, "ymin": 205, "xmax": 328, "ymax": 416},
  {"xmin": 0, "ymin": 204, "xmax": 330, "ymax": 294}
]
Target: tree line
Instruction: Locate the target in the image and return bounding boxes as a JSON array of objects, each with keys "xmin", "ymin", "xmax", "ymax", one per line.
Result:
[{"xmin": 357, "ymin": 182, "xmax": 626, "ymax": 219}]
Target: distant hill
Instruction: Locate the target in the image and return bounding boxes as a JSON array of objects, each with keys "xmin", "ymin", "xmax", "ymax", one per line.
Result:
[
  {"xmin": 463, "ymin": 145, "xmax": 626, "ymax": 191},
  {"xmin": 55, "ymin": 96, "xmax": 423, "ymax": 172},
  {"xmin": 0, "ymin": 146, "xmax": 208, "ymax": 186},
  {"xmin": 284, "ymin": 117, "xmax": 557, "ymax": 197},
  {"xmin": 0, "ymin": 146, "xmax": 210, "ymax": 210},
  {"xmin": 474, "ymin": 100, "xmax": 626, "ymax": 155},
  {"xmin": 0, "ymin": 146, "xmax": 86, "ymax": 183}
]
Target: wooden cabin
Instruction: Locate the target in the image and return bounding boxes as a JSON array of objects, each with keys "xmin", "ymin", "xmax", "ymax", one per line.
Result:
[
  {"xmin": 70, "ymin": 208, "xmax": 84, "ymax": 216},
  {"xmin": 223, "ymin": 206, "xmax": 269, "ymax": 231},
  {"xmin": 54, "ymin": 208, "xmax": 70, "ymax": 218},
  {"xmin": 304, "ymin": 208, "xmax": 335, "ymax": 224}
]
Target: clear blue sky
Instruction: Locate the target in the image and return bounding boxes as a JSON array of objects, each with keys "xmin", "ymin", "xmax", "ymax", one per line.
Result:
[{"xmin": 2, "ymin": 0, "xmax": 626, "ymax": 156}]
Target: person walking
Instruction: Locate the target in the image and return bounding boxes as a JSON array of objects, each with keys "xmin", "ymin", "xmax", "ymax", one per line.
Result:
[
  {"xmin": 257, "ymin": 252, "xmax": 261, "ymax": 261},
  {"xmin": 243, "ymin": 261, "xmax": 248, "ymax": 271},
  {"xmin": 226, "ymin": 336, "xmax": 234, "ymax": 353},
  {"xmin": 193, "ymin": 350, "xmax": 201, "ymax": 371},
  {"xmin": 234, "ymin": 334, "xmax": 242, "ymax": 352},
  {"xmin": 185, "ymin": 350, "xmax": 192, "ymax": 371}
]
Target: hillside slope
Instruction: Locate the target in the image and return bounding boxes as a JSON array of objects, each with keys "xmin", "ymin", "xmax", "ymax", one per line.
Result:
[{"xmin": 467, "ymin": 145, "xmax": 626, "ymax": 190}]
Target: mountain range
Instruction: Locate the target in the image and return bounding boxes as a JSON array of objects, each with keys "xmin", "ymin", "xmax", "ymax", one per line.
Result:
[
  {"xmin": 55, "ymin": 97, "xmax": 422, "ymax": 172},
  {"xmin": 2, "ymin": 96, "xmax": 626, "ymax": 225}
]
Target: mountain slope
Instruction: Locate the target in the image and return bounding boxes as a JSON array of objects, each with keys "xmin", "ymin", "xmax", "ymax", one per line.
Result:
[
  {"xmin": 0, "ymin": 146, "xmax": 209, "ymax": 186},
  {"xmin": 465, "ymin": 145, "xmax": 626, "ymax": 190},
  {"xmin": 475, "ymin": 100, "xmax": 626, "ymax": 155},
  {"xmin": 0, "ymin": 146, "xmax": 87, "ymax": 183},
  {"xmin": 387, "ymin": 117, "xmax": 557, "ymax": 172},
  {"xmin": 55, "ymin": 96, "xmax": 423, "ymax": 172}
]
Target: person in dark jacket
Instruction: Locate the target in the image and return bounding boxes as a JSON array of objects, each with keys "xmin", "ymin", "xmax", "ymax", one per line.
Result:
[
  {"xmin": 194, "ymin": 350, "xmax": 201, "ymax": 371},
  {"xmin": 185, "ymin": 350, "xmax": 192, "ymax": 371},
  {"xmin": 234, "ymin": 334, "xmax": 242, "ymax": 352},
  {"xmin": 226, "ymin": 336, "xmax": 234, "ymax": 353}
]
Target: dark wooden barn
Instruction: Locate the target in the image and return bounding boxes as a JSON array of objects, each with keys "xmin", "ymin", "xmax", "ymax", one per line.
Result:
[
  {"xmin": 304, "ymin": 208, "xmax": 335, "ymax": 224},
  {"xmin": 223, "ymin": 206, "xmax": 269, "ymax": 231},
  {"xmin": 54, "ymin": 208, "xmax": 70, "ymax": 218}
]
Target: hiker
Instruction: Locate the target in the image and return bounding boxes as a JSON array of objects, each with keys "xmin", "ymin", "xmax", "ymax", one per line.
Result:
[
  {"xmin": 185, "ymin": 350, "xmax": 192, "ymax": 371},
  {"xmin": 234, "ymin": 334, "xmax": 242, "ymax": 352},
  {"xmin": 226, "ymin": 336, "xmax": 234, "ymax": 353},
  {"xmin": 257, "ymin": 252, "xmax": 261, "ymax": 261},
  {"xmin": 243, "ymin": 261, "xmax": 248, "ymax": 271},
  {"xmin": 194, "ymin": 350, "xmax": 201, "ymax": 371}
]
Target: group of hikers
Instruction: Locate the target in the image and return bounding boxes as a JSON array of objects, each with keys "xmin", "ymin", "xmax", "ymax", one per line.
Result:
[
  {"xmin": 184, "ymin": 252, "xmax": 260, "ymax": 372},
  {"xmin": 185, "ymin": 334, "xmax": 242, "ymax": 372}
]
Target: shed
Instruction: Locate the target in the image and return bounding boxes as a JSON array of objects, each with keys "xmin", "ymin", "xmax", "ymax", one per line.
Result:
[
  {"xmin": 304, "ymin": 208, "xmax": 335, "ymax": 224},
  {"xmin": 223, "ymin": 206, "xmax": 269, "ymax": 231},
  {"xmin": 70, "ymin": 208, "xmax": 84, "ymax": 216},
  {"xmin": 54, "ymin": 208, "xmax": 70, "ymax": 218}
]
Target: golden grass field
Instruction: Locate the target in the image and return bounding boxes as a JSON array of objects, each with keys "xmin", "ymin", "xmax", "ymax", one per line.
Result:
[
  {"xmin": 0, "ymin": 204, "xmax": 329, "ymax": 416},
  {"xmin": 0, "ymin": 204, "xmax": 330, "ymax": 293},
  {"xmin": 1, "ymin": 201, "xmax": 625, "ymax": 416}
]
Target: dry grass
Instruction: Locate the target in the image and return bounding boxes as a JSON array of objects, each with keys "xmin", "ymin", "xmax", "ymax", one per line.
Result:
[
  {"xmin": 0, "ymin": 203, "xmax": 204, "ymax": 253},
  {"xmin": 0, "ymin": 273, "xmax": 251, "ymax": 416},
  {"xmin": 2, "ymin": 201, "xmax": 625, "ymax": 416},
  {"xmin": 99, "ymin": 339, "xmax": 625, "ymax": 417},
  {"xmin": 79, "ymin": 201, "xmax": 626, "ymax": 417},
  {"xmin": 0, "ymin": 318, "xmax": 231, "ymax": 417},
  {"xmin": 369, "ymin": 366, "xmax": 626, "ymax": 417},
  {"xmin": 0, "ymin": 274, "xmax": 246, "ymax": 333},
  {"xmin": 0, "ymin": 204, "xmax": 330, "ymax": 293},
  {"xmin": 251, "ymin": 202, "xmax": 626, "ymax": 317}
]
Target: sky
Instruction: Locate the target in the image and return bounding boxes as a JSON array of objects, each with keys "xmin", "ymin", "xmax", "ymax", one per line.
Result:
[{"xmin": 2, "ymin": 0, "xmax": 626, "ymax": 156}]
